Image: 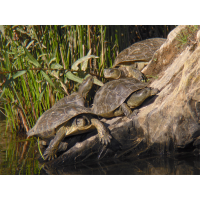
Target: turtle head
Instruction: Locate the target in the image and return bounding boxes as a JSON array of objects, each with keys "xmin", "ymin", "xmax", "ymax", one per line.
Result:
[
  {"xmin": 104, "ymin": 68, "xmax": 121, "ymax": 80},
  {"xmin": 69, "ymin": 115, "xmax": 93, "ymax": 134},
  {"xmin": 150, "ymin": 88, "xmax": 159, "ymax": 96},
  {"xmin": 78, "ymin": 76, "xmax": 94, "ymax": 99},
  {"xmin": 131, "ymin": 68, "xmax": 147, "ymax": 82},
  {"xmin": 26, "ymin": 128, "xmax": 35, "ymax": 137},
  {"xmin": 72, "ymin": 115, "xmax": 90, "ymax": 127}
]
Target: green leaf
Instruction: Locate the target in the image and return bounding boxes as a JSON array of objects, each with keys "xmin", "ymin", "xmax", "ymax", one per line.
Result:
[
  {"xmin": 66, "ymin": 72, "xmax": 104, "ymax": 86},
  {"xmin": 23, "ymin": 47, "xmax": 41, "ymax": 68},
  {"xmin": 0, "ymin": 75, "xmax": 14, "ymax": 98},
  {"xmin": 81, "ymin": 49, "xmax": 91, "ymax": 71},
  {"xmin": 71, "ymin": 54, "xmax": 99, "ymax": 71},
  {"xmin": 51, "ymin": 63, "xmax": 64, "ymax": 69},
  {"xmin": 39, "ymin": 83, "xmax": 47, "ymax": 101},
  {"xmin": 64, "ymin": 72, "xmax": 104, "ymax": 86},
  {"xmin": 4, "ymin": 51, "xmax": 11, "ymax": 71},
  {"xmin": 59, "ymin": 81, "xmax": 69, "ymax": 95},
  {"xmin": 49, "ymin": 57, "xmax": 56, "ymax": 66},
  {"xmin": 41, "ymin": 71, "xmax": 55, "ymax": 88},
  {"xmin": 0, "ymin": 87, "xmax": 5, "ymax": 98},
  {"xmin": 38, "ymin": 137, "xmax": 45, "ymax": 160},
  {"xmin": 16, "ymin": 27, "xmax": 28, "ymax": 35},
  {"xmin": 26, "ymin": 40, "xmax": 35, "ymax": 49},
  {"xmin": 50, "ymin": 71, "xmax": 59, "ymax": 79},
  {"xmin": 84, "ymin": 74, "xmax": 104, "ymax": 86},
  {"xmin": 12, "ymin": 70, "xmax": 27, "ymax": 79},
  {"xmin": 94, "ymin": 78, "xmax": 104, "ymax": 86},
  {"xmin": 38, "ymin": 53, "xmax": 47, "ymax": 59},
  {"xmin": 65, "ymin": 71, "xmax": 83, "ymax": 83}
]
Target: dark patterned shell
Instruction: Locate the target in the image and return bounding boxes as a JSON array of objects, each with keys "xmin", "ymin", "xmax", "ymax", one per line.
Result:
[
  {"xmin": 92, "ymin": 78, "xmax": 148, "ymax": 115},
  {"xmin": 27, "ymin": 104, "xmax": 92, "ymax": 138},
  {"xmin": 113, "ymin": 38, "xmax": 166, "ymax": 68},
  {"xmin": 52, "ymin": 92, "xmax": 85, "ymax": 108}
]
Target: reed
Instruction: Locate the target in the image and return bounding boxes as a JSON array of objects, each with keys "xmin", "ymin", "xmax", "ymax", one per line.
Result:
[{"xmin": 0, "ymin": 25, "xmax": 175, "ymax": 133}]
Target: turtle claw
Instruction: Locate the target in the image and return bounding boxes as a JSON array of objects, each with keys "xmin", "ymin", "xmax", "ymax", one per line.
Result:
[
  {"xmin": 100, "ymin": 133, "xmax": 112, "ymax": 146},
  {"xmin": 43, "ymin": 147, "xmax": 57, "ymax": 161}
]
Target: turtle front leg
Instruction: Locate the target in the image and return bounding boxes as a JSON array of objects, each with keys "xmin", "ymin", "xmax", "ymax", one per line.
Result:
[
  {"xmin": 120, "ymin": 103, "xmax": 139, "ymax": 119},
  {"xmin": 43, "ymin": 126, "xmax": 67, "ymax": 161},
  {"xmin": 91, "ymin": 118, "xmax": 112, "ymax": 145}
]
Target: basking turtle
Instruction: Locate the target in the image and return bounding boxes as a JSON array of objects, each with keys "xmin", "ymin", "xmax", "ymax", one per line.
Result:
[
  {"xmin": 27, "ymin": 104, "xmax": 112, "ymax": 161},
  {"xmin": 112, "ymin": 38, "xmax": 166, "ymax": 70},
  {"xmin": 92, "ymin": 78, "xmax": 159, "ymax": 118},
  {"xmin": 52, "ymin": 75, "xmax": 94, "ymax": 108},
  {"xmin": 104, "ymin": 38, "xmax": 166, "ymax": 81},
  {"xmin": 104, "ymin": 66, "xmax": 147, "ymax": 82}
]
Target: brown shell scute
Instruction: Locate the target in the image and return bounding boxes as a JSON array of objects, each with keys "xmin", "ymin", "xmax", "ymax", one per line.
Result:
[
  {"xmin": 113, "ymin": 38, "xmax": 166, "ymax": 67},
  {"xmin": 27, "ymin": 104, "xmax": 92, "ymax": 138},
  {"xmin": 52, "ymin": 92, "xmax": 84, "ymax": 108},
  {"xmin": 92, "ymin": 78, "xmax": 148, "ymax": 115}
]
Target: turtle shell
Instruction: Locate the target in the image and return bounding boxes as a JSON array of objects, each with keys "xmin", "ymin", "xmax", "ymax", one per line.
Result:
[
  {"xmin": 52, "ymin": 92, "xmax": 85, "ymax": 108},
  {"xmin": 52, "ymin": 75, "xmax": 94, "ymax": 108},
  {"xmin": 113, "ymin": 38, "xmax": 166, "ymax": 68},
  {"xmin": 27, "ymin": 104, "xmax": 93, "ymax": 139},
  {"xmin": 92, "ymin": 78, "xmax": 148, "ymax": 116}
]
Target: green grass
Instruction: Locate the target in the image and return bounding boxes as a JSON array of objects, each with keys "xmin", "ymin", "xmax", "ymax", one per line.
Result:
[
  {"xmin": 176, "ymin": 25, "xmax": 199, "ymax": 47},
  {"xmin": 0, "ymin": 25, "xmax": 124, "ymax": 132}
]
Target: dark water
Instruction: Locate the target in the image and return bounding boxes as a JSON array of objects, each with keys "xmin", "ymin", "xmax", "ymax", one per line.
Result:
[{"xmin": 1, "ymin": 113, "xmax": 200, "ymax": 175}]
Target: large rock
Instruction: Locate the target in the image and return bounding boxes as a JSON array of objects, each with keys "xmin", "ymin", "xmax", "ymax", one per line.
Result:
[{"xmin": 43, "ymin": 25, "xmax": 200, "ymax": 166}]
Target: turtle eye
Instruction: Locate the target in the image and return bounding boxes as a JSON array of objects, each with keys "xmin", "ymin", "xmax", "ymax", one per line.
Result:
[
  {"xmin": 109, "ymin": 69, "xmax": 114, "ymax": 73},
  {"xmin": 104, "ymin": 68, "xmax": 113, "ymax": 74},
  {"xmin": 82, "ymin": 116, "xmax": 90, "ymax": 125},
  {"xmin": 75, "ymin": 118, "xmax": 85, "ymax": 126}
]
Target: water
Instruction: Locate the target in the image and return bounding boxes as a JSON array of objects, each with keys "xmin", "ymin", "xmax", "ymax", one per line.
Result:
[
  {"xmin": 0, "ymin": 113, "xmax": 41, "ymax": 175},
  {"xmin": 1, "ymin": 113, "xmax": 200, "ymax": 175}
]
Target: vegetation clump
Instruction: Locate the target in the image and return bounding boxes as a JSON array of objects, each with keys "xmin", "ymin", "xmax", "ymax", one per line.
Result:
[{"xmin": 176, "ymin": 25, "xmax": 199, "ymax": 47}]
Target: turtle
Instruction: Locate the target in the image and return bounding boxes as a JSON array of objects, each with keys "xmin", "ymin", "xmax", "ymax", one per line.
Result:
[
  {"xmin": 27, "ymin": 104, "xmax": 112, "ymax": 161},
  {"xmin": 92, "ymin": 78, "xmax": 159, "ymax": 118},
  {"xmin": 103, "ymin": 38, "xmax": 166, "ymax": 81},
  {"xmin": 52, "ymin": 75, "xmax": 94, "ymax": 108},
  {"xmin": 104, "ymin": 66, "xmax": 147, "ymax": 82}
]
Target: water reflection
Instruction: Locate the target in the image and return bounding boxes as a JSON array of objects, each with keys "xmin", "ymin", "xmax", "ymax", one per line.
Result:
[
  {"xmin": 0, "ymin": 112, "xmax": 41, "ymax": 175},
  {"xmin": 39, "ymin": 154, "xmax": 200, "ymax": 175},
  {"xmin": 1, "ymin": 114, "xmax": 200, "ymax": 175}
]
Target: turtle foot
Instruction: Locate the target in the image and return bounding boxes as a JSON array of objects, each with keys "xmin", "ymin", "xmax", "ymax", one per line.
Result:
[
  {"xmin": 128, "ymin": 109, "xmax": 139, "ymax": 119},
  {"xmin": 43, "ymin": 147, "xmax": 57, "ymax": 161},
  {"xmin": 99, "ymin": 132, "xmax": 112, "ymax": 146}
]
